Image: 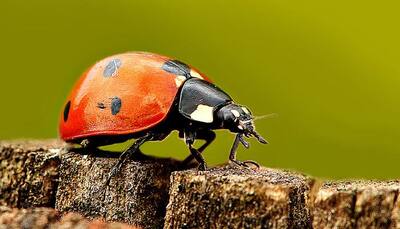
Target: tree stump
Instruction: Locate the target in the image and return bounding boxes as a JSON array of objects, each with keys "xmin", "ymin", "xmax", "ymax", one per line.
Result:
[
  {"xmin": 164, "ymin": 165, "xmax": 315, "ymax": 229},
  {"xmin": 0, "ymin": 206, "xmax": 139, "ymax": 229},
  {"xmin": 55, "ymin": 150, "xmax": 190, "ymax": 229},
  {"xmin": 312, "ymin": 180, "xmax": 400, "ymax": 229},
  {"xmin": 2, "ymin": 140, "xmax": 400, "ymax": 228},
  {"xmin": 0, "ymin": 140, "xmax": 63, "ymax": 208}
]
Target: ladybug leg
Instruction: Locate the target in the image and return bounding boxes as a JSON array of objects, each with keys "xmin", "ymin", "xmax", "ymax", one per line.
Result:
[
  {"xmin": 66, "ymin": 140, "xmax": 101, "ymax": 156},
  {"xmin": 181, "ymin": 130, "xmax": 215, "ymax": 166},
  {"xmin": 184, "ymin": 129, "xmax": 208, "ymax": 171},
  {"xmin": 106, "ymin": 133, "xmax": 153, "ymax": 184},
  {"xmin": 229, "ymin": 134, "xmax": 260, "ymax": 169},
  {"xmin": 80, "ymin": 139, "xmax": 91, "ymax": 148}
]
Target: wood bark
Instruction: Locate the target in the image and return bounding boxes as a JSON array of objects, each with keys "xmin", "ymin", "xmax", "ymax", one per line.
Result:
[
  {"xmin": 164, "ymin": 165, "xmax": 315, "ymax": 229},
  {"xmin": 0, "ymin": 206, "xmax": 139, "ymax": 229},
  {"xmin": 1, "ymin": 140, "xmax": 400, "ymax": 228},
  {"xmin": 312, "ymin": 180, "xmax": 400, "ymax": 229},
  {"xmin": 0, "ymin": 140, "xmax": 63, "ymax": 208},
  {"xmin": 55, "ymin": 149, "xmax": 191, "ymax": 229}
]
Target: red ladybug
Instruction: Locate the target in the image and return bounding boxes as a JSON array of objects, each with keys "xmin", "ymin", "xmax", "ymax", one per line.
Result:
[{"xmin": 60, "ymin": 52, "xmax": 266, "ymax": 177}]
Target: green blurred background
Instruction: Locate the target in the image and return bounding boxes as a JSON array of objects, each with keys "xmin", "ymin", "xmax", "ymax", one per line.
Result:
[{"xmin": 1, "ymin": 0, "xmax": 400, "ymax": 179}]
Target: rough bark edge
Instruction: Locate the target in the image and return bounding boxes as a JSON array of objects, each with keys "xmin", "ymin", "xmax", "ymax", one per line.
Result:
[
  {"xmin": 1, "ymin": 140, "xmax": 400, "ymax": 228},
  {"xmin": 0, "ymin": 206, "xmax": 140, "ymax": 229},
  {"xmin": 0, "ymin": 140, "xmax": 64, "ymax": 208}
]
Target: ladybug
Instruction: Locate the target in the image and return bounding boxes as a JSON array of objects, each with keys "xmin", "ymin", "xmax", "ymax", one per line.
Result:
[{"xmin": 59, "ymin": 52, "xmax": 267, "ymax": 178}]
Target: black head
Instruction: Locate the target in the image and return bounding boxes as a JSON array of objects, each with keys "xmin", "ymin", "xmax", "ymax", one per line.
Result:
[{"xmin": 216, "ymin": 103, "xmax": 267, "ymax": 144}]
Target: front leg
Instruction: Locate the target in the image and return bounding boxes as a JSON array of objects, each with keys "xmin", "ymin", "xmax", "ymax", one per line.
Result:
[{"xmin": 229, "ymin": 133, "xmax": 260, "ymax": 169}]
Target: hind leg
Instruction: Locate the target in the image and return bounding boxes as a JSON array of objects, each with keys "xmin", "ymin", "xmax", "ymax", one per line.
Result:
[
  {"xmin": 106, "ymin": 131, "xmax": 169, "ymax": 184},
  {"xmin": 106, "ymin": 133, "xmax": 153, "ymax": 184},
  {"xmin": 64, "ymin": 139, "xmax": 97, "ymax": 155}
]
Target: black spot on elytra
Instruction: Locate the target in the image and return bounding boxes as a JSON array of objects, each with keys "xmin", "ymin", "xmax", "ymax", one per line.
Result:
[
  {"xmin": 63, "ymin": 101, "xmax": 71, "ymax": 122},
  {"xmin": 97, "ymin": 102, "xmax": 106, "ymax": 109},
  {"xmin": 111, "ymin": 97, "xmax": 122, "ymax": 115},
  {"xmin": 103, "ymin": 59, "xmax": 122, "ymax": 77},
  {"xmin": 162, "ymin": 60, "xmax": 191, "ymax": 78}
]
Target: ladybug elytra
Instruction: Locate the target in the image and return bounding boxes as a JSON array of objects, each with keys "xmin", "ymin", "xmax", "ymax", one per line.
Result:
[{"xmin": 59, "ymin": 52, "xmax": 267, "ymax": 178}]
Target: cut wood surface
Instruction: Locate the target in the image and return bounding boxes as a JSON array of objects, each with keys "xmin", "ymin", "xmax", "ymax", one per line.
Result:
[{"xmin": 1, "ymin": 140, "xmax": 400, "ymax": 229}]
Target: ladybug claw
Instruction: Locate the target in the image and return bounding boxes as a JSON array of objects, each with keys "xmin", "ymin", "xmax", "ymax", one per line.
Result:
[
  {"xmin": 229, "ymin": 159, "xmax": 260, "ymax": 170},
  {"xmin": 105, "ymin": 174, "xmax": 113, "ymax": 185},
  {"xmin": 197, "ymin": 163, "xmax": 207, "ymax": 171},
  {"xmin": 242, "ymin": 160, "xmax": 260, "ymax": 169}
]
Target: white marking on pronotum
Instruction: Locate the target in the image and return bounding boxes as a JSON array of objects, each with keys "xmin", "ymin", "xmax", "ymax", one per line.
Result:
[
  {"xmin": 190, "ymin": 104, "xmax": 214, "ymax": 123},
  {"xmin": 190, "ymin": 69, "xmax": 203, "ymax": 79},
  {"xmin": 175, "ymin": 75, "xmax": 186, "ymax": 87},
  {"xmin": 231, "ymin": 110, "xmax": 240, "ymax": 118},
  {"xmin": 241, "ymin": 107, "xmax": 250, "ymax": 114}
]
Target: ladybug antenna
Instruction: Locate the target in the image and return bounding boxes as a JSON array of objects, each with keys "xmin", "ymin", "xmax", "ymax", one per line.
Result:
[{"xmin": 252, "ymin": 113, "xmax": 278, "ymax": 121}]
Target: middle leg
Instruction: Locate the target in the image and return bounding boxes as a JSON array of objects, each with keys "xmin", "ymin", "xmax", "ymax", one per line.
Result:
[
  {"xmin": 183, "ymin": 129, "xmax": 212, "ymax": 170},
  {"xmin": 181, "ymin": 130, "xmax": 216, "ymax": 166}
]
